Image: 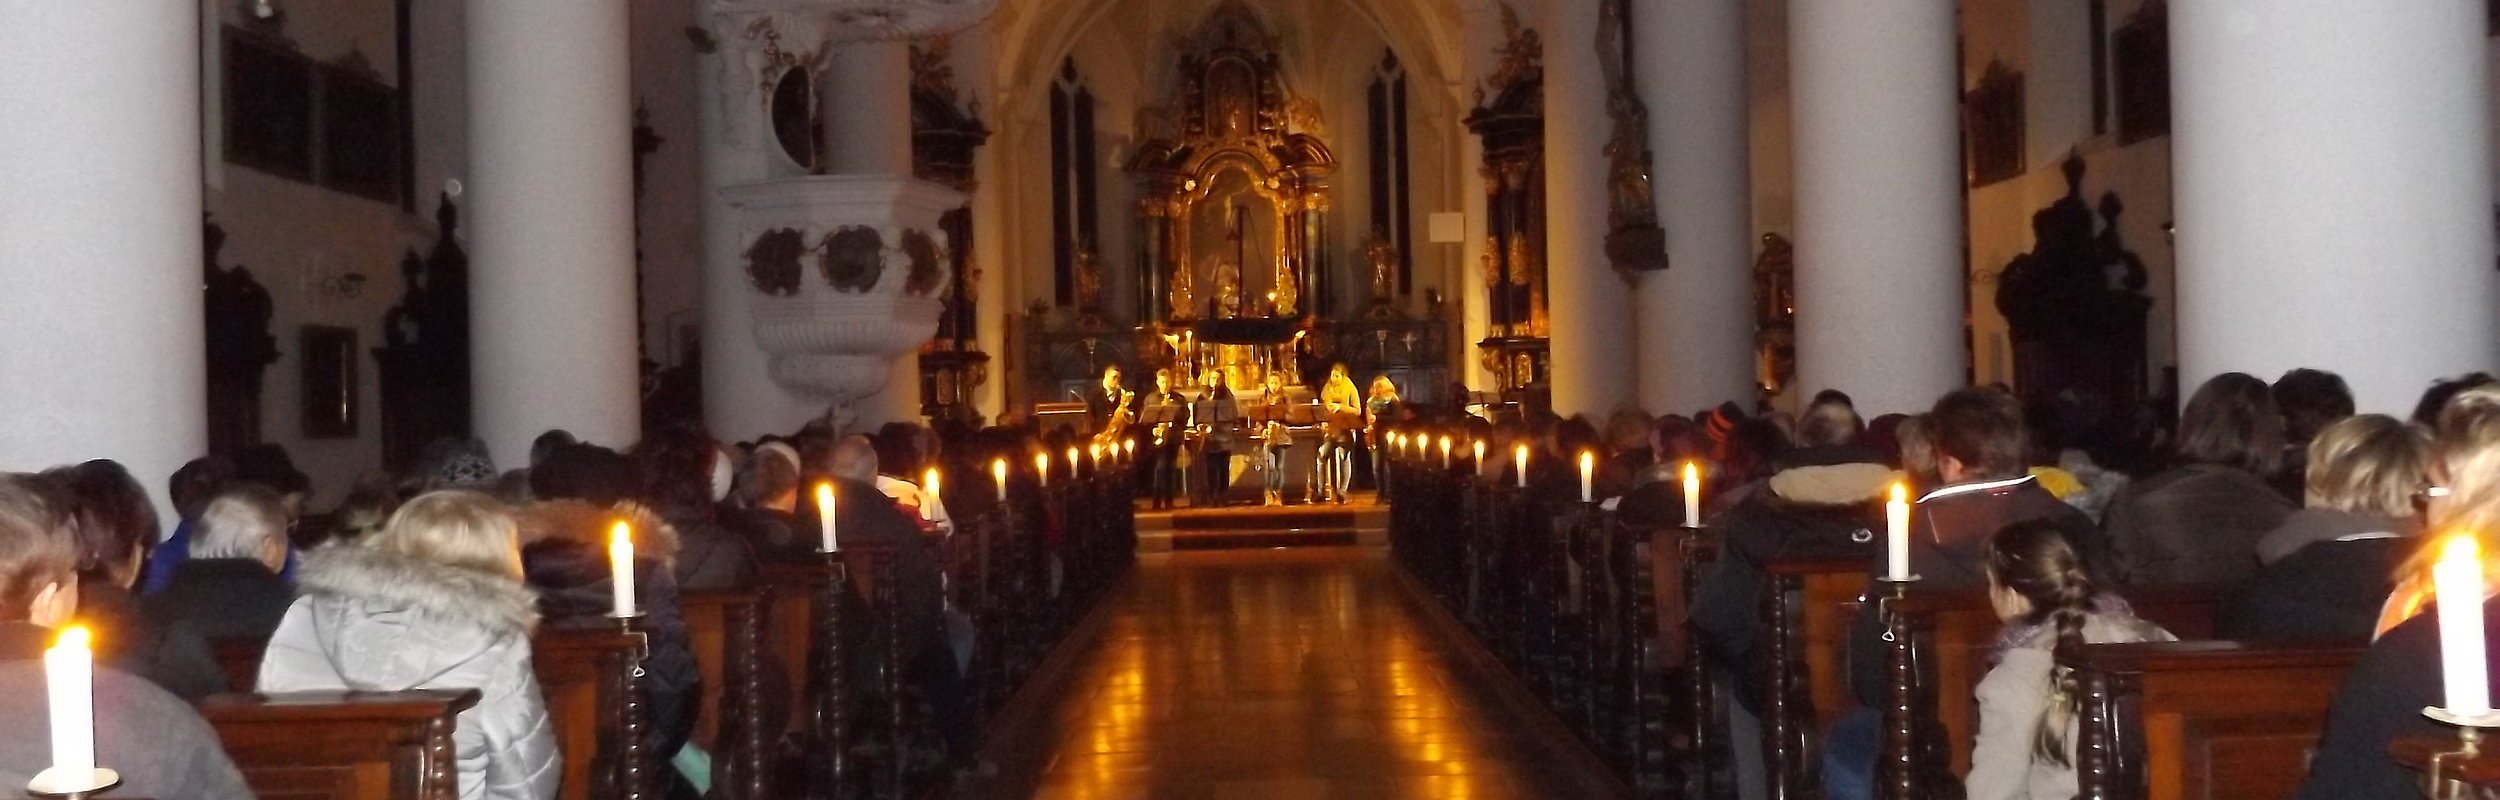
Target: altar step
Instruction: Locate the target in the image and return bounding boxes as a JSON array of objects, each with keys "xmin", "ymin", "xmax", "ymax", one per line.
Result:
[{"xmin": 1135, "ymin": 499, "xmax": 1388, "ymax": 552}]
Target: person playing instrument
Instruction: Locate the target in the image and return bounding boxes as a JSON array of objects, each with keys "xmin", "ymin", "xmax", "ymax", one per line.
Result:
[
  {"xmin": 1142, "ymin": 370, "xmax": 1188, "ymax": 510},
  {"xmin": 1258, "ymin": 372, "xmax": 1296, "ymax": 506},
  {"xmin": 1086, "ymin": 365, "xmax": 1129, "ymax": 429},
  {"xmin": 1192, "ymin": 373, "xmax": 1240, "ymax": 507},
  {"xmin": 1317, "ymin": 364, "xmax": 1363, "ymax": 505}
]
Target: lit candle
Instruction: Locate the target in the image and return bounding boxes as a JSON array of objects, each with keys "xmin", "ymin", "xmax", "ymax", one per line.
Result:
[
  {"xmin": 993, "ymin": 458, "xmax": 1009, "ymax": 501},
  {"xmin": 1035, "ymin": 453, "xmax": 1051, "ymax": 486},
  {"xmin": 1392, "ymin": 433, "xmax": 1405, "ymax": 459},
  {"xmin": 1886, "ymin": 483, "xmax": 1911, "ymax": 581},
  {"xmin": 1089, "ymin": 444, "xmax": 1102, "ymax": 468},
  {"xmin": 609, "ymin": 521, "xmax": 637, "ymax": 617},
  {"xmin": 1514, "ymin": 444, "xmax": 1529, "ymax": 489},
  {"xmin": 1124, "ymin": 439, "xmax": 1136, "ymax": 461},
  {"xmin": 1066, "ymin": 447, "xmax": 1080, "ymax": 474},
  {"xmin": 43, "ymin": 626, "xmax": 94, "ymax": 782},
  {"xmin": 815, "ymin": 482, "xmax": 838, "ymax": 553},
  {"xmin": 1682, "ymin": 462, "xmax": 1703, "ymax": 528},
  {"xmin": 1473, "ymin": 440, "xmax": 1487, "ymax": 474},
  {"xmin": 2436, "ymin": 536, "xmax": 2490, "ymax": 714},
  {"xmin": 922, "ymin": 467, "xmax": 942, "ymax": 521},
  {"xmin": 1439, "ymin": 436, "xmax": 1453, "ymax": 467},
  {"xmin": 1578, "ymin": 451, "xmax": 1595, "ymax": 503}
]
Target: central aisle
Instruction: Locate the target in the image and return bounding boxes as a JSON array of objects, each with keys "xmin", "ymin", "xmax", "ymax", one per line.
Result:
[{"xmin": 979, "ymin": 546, "xmax": 1623, "ymax": 799}]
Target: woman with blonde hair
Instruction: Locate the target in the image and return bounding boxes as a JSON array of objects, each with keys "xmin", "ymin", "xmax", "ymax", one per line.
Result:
[
  {"xmin": 258, "ymin": 491, "xmax": 558, "ymax": 800},
  {"xmin": 2218, "ymin": 414, "xmax": 2431, "ymax": 643}
]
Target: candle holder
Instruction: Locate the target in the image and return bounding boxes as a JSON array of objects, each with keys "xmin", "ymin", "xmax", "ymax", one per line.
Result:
[
  {"xmin": 606, "ymin": 611, "xmax": 645, "ymax": 635},
  {"xmin": 2419, "ymin": 706, "xmax": 2500, "ymax": 799},
  {"xmin": 1873, "ymin": 575, "xmax": 1922, "ymax": 644},
  {"xmin": 26, "ymin": 767, "xmax": 117, "ymax": 798},
  {"xmin": 816, "ymin": 548, "xmax": 849, "ymax": 582}
]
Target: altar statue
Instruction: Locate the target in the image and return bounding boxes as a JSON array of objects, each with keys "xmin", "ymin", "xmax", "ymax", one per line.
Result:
[
  {"xmin": 1211, "ymin": 256, "xmax": 1242, "ymax": 319},
  {"xmin": 1271, "ymin": 254, "xmax": 1299, "ymax": 316}
]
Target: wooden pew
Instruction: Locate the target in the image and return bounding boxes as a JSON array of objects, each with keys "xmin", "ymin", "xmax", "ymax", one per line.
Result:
[
  {"xmin": 2069, "ymin": 640, "xmax": 2365, "ymax": 800},
  {"xmin": 217, "ymin": 626, "xmax": 657, "ymax": 800},
  {"xmin": 1882, "ymin": 583, "xmax": 2224, "ymax": 795},
  {"xmin": 1762, "ymin": 556, "xmax": 1873, "ymax": 799},
  {"xmin": 202, "ymin": 689, "xmax": 477, "ymax": 800},
  {"xmin": 1648, "ymin": 526, "xmax": 1722, "ymax": 799},
  {"xmin": 679, "ymin": 585, "xmax": 772, "ymax": 800}
]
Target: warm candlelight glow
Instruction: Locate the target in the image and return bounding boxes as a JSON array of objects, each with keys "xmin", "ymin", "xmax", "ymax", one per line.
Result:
[
  {"xmin": 921, "ymin": 467, "xmax": 942, "ymax": 521},
  {"xmin": 1577, "ymin": 451, "xmax": 1595, "ymax": 503},
  {"xmin": 815, "ymin": 482, "xmax": 838, "ymax": 553},
  {"xmin": 1514, "ymin": 444, "xmax": 1529, "ymax": 489},
  {"xmin": 1472, "ymin": 440, "xmax": 1487, "ymax": 473},
  {"xmin": 992, "ymin": 458, "xmax": 1009, "ymax": 501},
  {"xmin": 609, "ymin": 521, "xmax": 637, "ymax": 617},
  {"xmin": 43, "ymin": 625, "xmax": 94, "ymax": 783},
  {"xmin": 1439, "ymin": 436, "xmax": 1453, "ymax": 466},
  {"xmin": 1035, "ymin": 453, "xmax": 1051, "ymax": 486},
  {"xmin": 2436, "ymin": 535, "xmax": 2490, "ymax": 714},
  {"xmin": 1682, "ymin": 462, "xmax": 1703, "ymax": 528},
  {"xmin": 1124, "ymin": 439, "xmax": 1136, "ymax": 460},
  {"xmin": 1067, "ymin": 447, "xmax": 1080, "ymax": 473},
  {"xmin": 1885, "ymin": 483, "xmax": 1911, "ymax": 581}
]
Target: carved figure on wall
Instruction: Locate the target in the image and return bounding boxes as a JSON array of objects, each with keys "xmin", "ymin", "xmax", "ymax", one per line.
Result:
[
  {"xmin": 1072, "ymin": 242, "xmax": 1105, "ymax": 313},
  {"xmin": 1597, "ymin": 0, "xmax": 1666, "ymax": 274},
  {"xmin": 1367, "ymin": 234, "xmax": 1399, "ymax": 303},
  {"xmin": 900, "ymin": 228, "xmax": 945, "ymax": 297},
  {"xmin": 1270, "ymin": 249, "xmax": 1298, "ymax": 316},
  {"xmin": 375, "ymin": 194, "xmax": 474, "ymax": 470},
  {"xmin": 204, "ymin": 216, "xmax": 280, "ymax": 454},
  {"xmin": 821, "ymin": 226, "xmax": 884, "ymax": 292},
  {"xmin": 1995, "ymin": 154, "xmax": 2151, "ymax": 431},
  {"xmin": 745, "ymin": 227, "xmax": 806, "ymax": 296},
  {"xmin": 1754, "ymin": 232, "xmax": 1795, "ymax": 395},
  {"xmin": 1210, "ymin": 256, "xmax": 1242, "ymax": 319}
]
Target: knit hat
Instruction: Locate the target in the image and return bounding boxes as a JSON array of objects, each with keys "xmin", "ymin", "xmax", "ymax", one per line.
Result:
[{"xmin": 432, "ymin": 440, "xmax": 499, "ymax": 490}]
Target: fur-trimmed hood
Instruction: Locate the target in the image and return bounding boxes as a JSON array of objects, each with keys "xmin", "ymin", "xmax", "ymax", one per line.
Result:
[
  {"xmin": 298, "ymin": 544, "xmax": 539, "ymax": 635},
  {"xmin": 512, "ymin": 499, "xmax": 681, "ymax": 568},
  {"xmin": 1763, "ymin": 461, "xmax": 1896, "ymax": 509}
]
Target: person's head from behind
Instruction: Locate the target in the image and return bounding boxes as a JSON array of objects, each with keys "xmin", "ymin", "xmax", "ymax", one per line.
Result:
[
  {"xmin": 2272, "ymin": 368, "xmax": 2354, "ymax": 447},
  {"xmin": 1811, "ymin": 389, "xmax": 1855, "ymax": 411},
  {"xmin": 2429, "ymin": 386, "xmax": 2500, "ymax": 536},
  {"xmin": 1928, "ymin": 387, "xmax": 2027, "ymax": 484},
  {"xmin": 331, "ymin": 475, "xmax": 400, "ymax": 544},
  {"xmin": 530, "ymin": 429, "xmax": 579, "ymax": 470},
  {"xmin": 1799, "ymin": 398, "xmax": 1865, "ymax": 449},
  {"xmin": 635, "ymin": 425, "xmax": 723, "ymax": 515},
  {"xmin": 828, "ymin": 435, "xmax": 881, "ymax": 485},
  {"xmin": 2414, "ymin": 373, "xmax": 2500, "ymax": 427},
  {"xmin": 874, "ymin": 423, "xmax": 924, "ymax": 477},
  {"xmin": 1984, "ymin": 518, "xmax": 2100, "ymax": 768},
  {"xmin": 2175, "ymin": 372, "xmax": 2285, "ymax": 477},
  {"xmin": 191, "ymin": 486, "xmax": 291, "ymax": 574},
  {"xmin": 371, "ymin": 491, "xmax": 523, "ymax": 580},
  {"xmin": 735, "ymin": 443, "xmax": 802, "ymax": 512},
  {"xmin": 2303, "ymin": 414, "xmax": 2432, "ymax": 522},
  {"xmin": 529, "ymin": 443, "xmax": 636, "ymax": 507},
  {"xmin": 0, "ymin": 475, "xmax": 80, "ymax": 627},
  {"xmin": 168, "ymin": 455, "xmax": 232, "ymax": 522},
  {"xmin": 1604, "ymin": 407, "xmax": 1654, "ymax": 457},
  {"xmin": 230, "ymin": 443, "xmax": 311, "ymax": 519},
  {"xmin": 45, "ymin": 459, "xmax": 160, "ymax": 589}
]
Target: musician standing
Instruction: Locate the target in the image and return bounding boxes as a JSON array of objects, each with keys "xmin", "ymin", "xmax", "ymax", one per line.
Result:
[
  {"xmin": 1192, "ymin": 372, "xmax": 1240, "ymax": 507},
  {"xmin": 1365, "ymin": 374, "xmax": 1400, "ymax": 499},
  {"xmin": 1317, "ymin": 364, "xmax": 1363, "ymax": 504},
  {"xmin": 1086, "ymin": 365, "xmax": 1129, "ymax": 429},
  {"xmin": 1141, "ymin": 369, "xmax": 1188, "ymax": 510}
]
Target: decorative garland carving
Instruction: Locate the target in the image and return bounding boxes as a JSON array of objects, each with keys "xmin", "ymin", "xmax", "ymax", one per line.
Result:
[
  {"xmin": 899, "ymin": 228, "xmax": 944, "ymax": 297},
  {"xmin": 746, "ymin": 228, "xmax": 807, "ymax": 296},
  {"xmin": 822, "ymin": 227, "xmax": 885, "ymax": 293}
]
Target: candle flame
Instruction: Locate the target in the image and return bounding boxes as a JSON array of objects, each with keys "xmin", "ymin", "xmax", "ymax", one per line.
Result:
[
  {"xmin": 923, "ymin": 467, "xmax": 941, "ymax": 500},
  {"xmin": 1067, "ymin": 447, "xmax": 1080, "ymax": 468},
  {"xmin": 1473, "ymin": 440, "xmax": 1487, "ymax": 458},
  {"xmin": 1579, "ymin": 451, "xmax": 1594, "ymax": 471},
  {"xmin": 610, "ymin": 520, "xmax": 631, "ymax": 545},
  {"xmin": 993, "ymin": 458, "xmax": 1008, "ymax": 478},
  {"xmin": 1683, "ymin": 462, "xmax": 1699, "ymax": 483},
  {"xmin": 2445, "ymin": 535, "xmax": 2482, "ymax": 565},
  {"xmin": 56, "ymin": 626, "xmax": 88, "ymax": 651},
  {"xmin": 1890, "ymin": 482, "xmax": 1908, "ymax": 504},
  {"xmin": 1439, "ymin": 436, "xmax": 1452, "ymax": 457},
  {"xmin": 815, "ymin": 482, "xmax": 836, "ymax": 511}
]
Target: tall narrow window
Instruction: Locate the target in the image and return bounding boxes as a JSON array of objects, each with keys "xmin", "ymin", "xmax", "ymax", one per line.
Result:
[
  {"xmin": 2088, "ymin": 0, "xmax": 2109, "ymax": 136},
  {"xmin": 1366, "ymin": 50, "xmax": 1413, "ymax": 297},
  {"xmin": 1049, "ymin": 59, "xmax": 1098, "ymax": 307}
]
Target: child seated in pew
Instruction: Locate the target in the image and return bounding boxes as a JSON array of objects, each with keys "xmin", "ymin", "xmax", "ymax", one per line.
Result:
[
  {"xmin": 2218, "ymin": 414, "xmax": 2430, "ymax": 643},
  {"xmin": 260, "ymin": 490, "xmax": 560, "ymax": 800},
  {"xmin": 1964, "ymin": 518, "xmax": 2174, "ymax": 800},
  {"xmin": 0, "ymin": 474, "xmax": 254, "ymax": 800},
  {"xmin": 2297, "ymin": 385, "xmax": 2500, "ymax": 799}
]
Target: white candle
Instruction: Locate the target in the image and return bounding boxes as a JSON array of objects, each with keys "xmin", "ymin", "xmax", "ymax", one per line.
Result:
[
  {"xmin": 1473, "ymin": 440, "xmax": 1487, "ymax": 474},
  {"xmin": 1682, "ymin": 462, "xmax": 1703, "ymax": 528},
  {"xmin": 1391, "ymin": 433, "xmax": 1404, "ymax": 459},
  {"xmin": 2436, "ymin": 536, "xmax": 2490, "ymax": 714},
  {"xmin": 1514, "ymin": 444, "xmax": 1529, "ymax": 489},
  {"xmin": 815, "ymin": 482, "xmax": 838, "ymax": 553},
  {"xmin": 1124, "ymin": 439, "xmax": 1136, "ymax": 462},
  {"xmin": 922, "ymin": 467, "xmax": 941, "ymax": 521},
  {"xmin": 993, "ymin": 458, "xmax": 1009, "ymax": 501},
  {"xmin": 1578, "ymin": 451, "xmax": 1595, "ymax": 503},
  {"xmin": 609, "ymin": 522, "xmax": 636, "ymax": 617},
  {"xmin": 1439, "ymin": 436, "xmax": 1453, "ymax": 467},
  {"xmin": 1066, "ymin": 447, "xmax": 1080, "ymax": 475},
  {"xmin": 44, "ymin": 626, "xmax": 94, "ymax": 780},
  {"xmin": 1886, "ymin": 483, "xmax": 1911, "ymax": 581},
  {"xmin": 1035, "ymin": 453, "xmax": 1050, "ymax": 486}
]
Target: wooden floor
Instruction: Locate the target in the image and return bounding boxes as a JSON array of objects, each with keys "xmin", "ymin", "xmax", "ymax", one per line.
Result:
[{"xmin": 973, "ymin": 546, "xmax": 1625, "ymax": 800}]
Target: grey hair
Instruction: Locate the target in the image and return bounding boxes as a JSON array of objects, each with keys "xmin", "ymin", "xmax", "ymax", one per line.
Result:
[
  {"xmin": 829, "ymin": 435, "xmax": 880, "ymax": 483},
  {"xmin": 191, "ymin": 486, "xmax": 288, "ymax": 561}
]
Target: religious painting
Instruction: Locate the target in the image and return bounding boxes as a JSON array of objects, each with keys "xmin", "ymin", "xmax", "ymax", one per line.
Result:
[
  {"xmin": 300, "ymin": 325, "xmax": 359, "ymax": 439},
  {"xmin": 1185, "ymin": 166, "xmax": 1284, "ymax": 318},
  {"xmin": 1965, "ymin": 61, "xmax": 2026, "ymax": 188}
]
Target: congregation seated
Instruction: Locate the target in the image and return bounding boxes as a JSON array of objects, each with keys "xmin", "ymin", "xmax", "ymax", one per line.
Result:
[
  {"xmin": 0, "ymin": 473, "xmax": 253, "ymax": 799},
  {"xmin": 145, "ymin": 444, "xmax": 307, "ymax": 594},
  {"xmin": 635, "ymin": 426, "xmax": 761, "ymax": 591},
  {"xmin": 2219, "ymin": 413, "xmax": 2430, "ymax": 643},
  {"xmin": 514, "ymin": 442, "xmax": 703, "ymax": 797},
  {"xmin": 45, "ymin": 459, "xmax": 226, "ymax": 701},
  {"xmin": 1614, "ymin": 414, "xmax": 1709, "ymax": 527},
  {"xmin": 724, "ymin": 439, "xmax": 808, "ymax": 559},
  {"xmin": 2102, "ymin": 372, "xmax": 2295, "ymax": 585},
  {"xmin": 1964, "ymin": 519, "xmax": 2176, "ymax": 800},
  {"xmin": 146, "ymin": 485, "xmax": 298, "ymax": 647},
  {"xmin": 2270, "ymin": 368, "xmax": 2357, "ymax": 501},
  {"xmin": 258, "ymin": 490, "xmax": 560, "ymax": 800}
]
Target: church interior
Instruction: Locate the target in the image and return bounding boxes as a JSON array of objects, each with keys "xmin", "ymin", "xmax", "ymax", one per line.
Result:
[{"xmin": 4, "ymin": 0, "xmax": 2500, "ymax": 798}]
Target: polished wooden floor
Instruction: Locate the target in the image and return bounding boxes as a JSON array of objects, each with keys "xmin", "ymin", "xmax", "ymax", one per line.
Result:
[{"xmin": 976, "ymin": 546, "xmax": 1624, "ymax": 799}]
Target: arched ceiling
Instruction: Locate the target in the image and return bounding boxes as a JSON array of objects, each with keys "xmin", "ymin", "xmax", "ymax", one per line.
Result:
[{"xmin": 984, "ymin": 0, "xmax": 1474, "ymax": 122}]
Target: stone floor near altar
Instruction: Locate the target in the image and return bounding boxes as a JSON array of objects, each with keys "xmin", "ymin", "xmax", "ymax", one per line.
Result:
[{"xmin": 970, "ymin": 545, "xmax": 1627, "ymax": 799}]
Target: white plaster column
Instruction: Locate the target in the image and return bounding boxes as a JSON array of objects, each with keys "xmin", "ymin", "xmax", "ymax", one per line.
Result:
[
  {"xmin": 697, "ymin": 32, "xmax": 820, "ymax": 443},
  {"xmin": 2172, "ymin": 0, "xmax": 2497, "ymax": 413},
  {"xmin": 1636, "ymin": 0, "xmax": 1757, "ymax": 415},
  {"xmin": 825, "ymin": 40, "xmax": 914, "ymax": 176},
  {"xmin": 1542, "ymin": 0, "xmax": 1637, "ymax": 416},
  {"xmin": 962, "ymin": 26, "xmax": 1010, "ymax": 421},
  {"xmin": 0, "ymin": 3, "xmax": 205, "ymax": 507},
  {"xmin": 1458, "ymin": 126, "xmax": 1494, "ymax": 392},
  {"xmin": 467, "ymin": 0, "xmax": 640, "ymax": 461},
  {"xmin": 1788, "ymin": 0, "xmax": 1963, "ymax": 415}
]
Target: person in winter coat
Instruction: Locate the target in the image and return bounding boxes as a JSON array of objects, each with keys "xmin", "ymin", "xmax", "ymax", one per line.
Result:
[
  {"xmin": 1963, "ymin": 519, "xmax": 2175, "ymax": 800},
  {"xmin": 1690, "ymin": 443, "xmax": 1891, "ymax": 718},
  {"xmin": 0, "ymin": 474, "xmax": 255, "ymax": 800},
  {"xmin": 42, "ymin": 460, "xmax": 227, "ymax": 700},
  {"xmin": 146, "ymin": 485, "xmax": 299, "ymax": 647},
  {"xmin": 2220, "ymin": 414, "xmax": 2429, "ymax": 643},
  {"xmin": 634, "ymin": 427, "xmax": 761, "ymax": 591},
  {"xmin": 2102, "ymin": 372, "xmax": 2296, "ymax": 585},
  {"xmin": 258, "ymin": 491, "xmax": 559, "ymax": 800}
]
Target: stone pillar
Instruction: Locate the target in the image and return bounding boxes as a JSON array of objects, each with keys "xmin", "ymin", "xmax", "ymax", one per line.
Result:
[
  {"xmin": 824, "ymin": 41, "xmax": 914, "ymax": 176},
  {"xmin": 1542, "ymin": 0, "xmax": 1637, "ymax": 416},
  {"xmin": 467, "ymin": 0, "xmax": 640, "ymax": 461},
  {"xmin": 2172, "ymin": 0, "xmax": 2496, "ymax": 412},
  {"xmin": 698, "ymin": 30, "xmax": 820, "ymax": 444},
  {"xmin": 1458, "ymin": 129, "xmax": 1494, "ymax": 392},
  {"xmin": 1635, "ymin": 0, "xmax": 1757, "ymax": 415},
  {"xmin": 0, "ymin": 3, "xmax": 205, "ymax": 506},
  {"xmin": 1788, "ymin": 0, "xmax": 1963, "ymax": 415}
]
